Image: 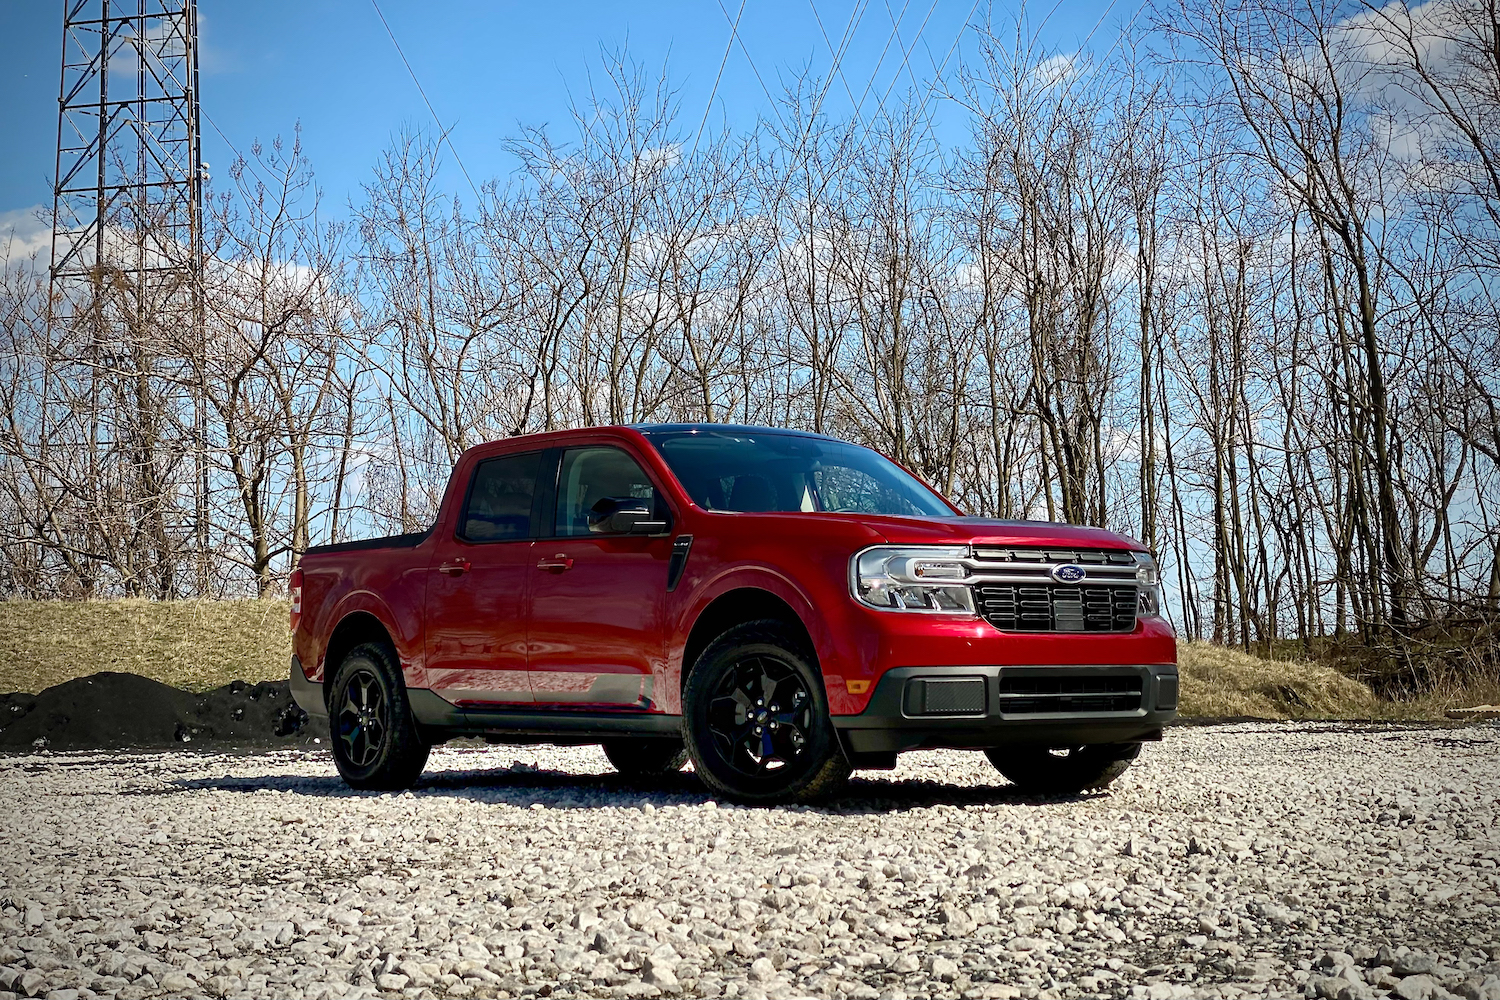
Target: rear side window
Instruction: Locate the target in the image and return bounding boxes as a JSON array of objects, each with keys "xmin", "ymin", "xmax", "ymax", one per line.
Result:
[
  {"xmin": 554, "ymin": 446, "xmax": 659, "ymax": 536},
  {"xmin": 461, "ymin": 452, "xmax": 542, "ymax": 541}
]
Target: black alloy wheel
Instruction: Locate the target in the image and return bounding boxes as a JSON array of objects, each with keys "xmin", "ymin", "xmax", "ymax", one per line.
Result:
[
  {"xmin": 683, "ymin": 620, "xmax": 851, "ymax": 804},
  {"xmin": 707, "ymin": 655, "xmax": 812, "ymax": 775},
  {"xmin": 337, "ymin": 668, "xmax": 387, "ymax": 768},
  {"xmin": 327, "ymin": 642, "xmax": 430, "ymax": 790}
]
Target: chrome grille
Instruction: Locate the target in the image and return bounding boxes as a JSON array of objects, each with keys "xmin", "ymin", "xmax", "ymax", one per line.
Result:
[
  {"xmin": 967, "ymin": 547, "xmax": 1140, "ymax": 633},
  {"xmin": 971, "ymin": 546, "xmax": 1139, "ymax": 570}
]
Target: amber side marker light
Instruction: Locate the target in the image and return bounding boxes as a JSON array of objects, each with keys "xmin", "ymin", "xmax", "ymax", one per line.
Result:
[{"xmin": 847, "ymin": 680, "xmax": 871, "ymax": 695}]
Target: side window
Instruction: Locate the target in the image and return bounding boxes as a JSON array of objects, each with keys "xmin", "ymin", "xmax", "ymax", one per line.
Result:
[
  {"xmin": 460, "ymin": 452, "xmax": 542, "ymax": 542},
  {"xmin": 554, "ymin": 447, "xmax": 659, "ymax": 537}
]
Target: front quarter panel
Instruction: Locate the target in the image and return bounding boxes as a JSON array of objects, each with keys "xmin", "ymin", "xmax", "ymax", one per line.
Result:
[{"xmin": 663, "ymin": 512, "xmax": 886, "ymax": 715}]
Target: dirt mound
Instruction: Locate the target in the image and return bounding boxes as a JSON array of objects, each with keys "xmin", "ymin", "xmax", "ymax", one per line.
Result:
[{"xmin": 0, "ymin": 672, "xmax": 328, "ymax": 750}]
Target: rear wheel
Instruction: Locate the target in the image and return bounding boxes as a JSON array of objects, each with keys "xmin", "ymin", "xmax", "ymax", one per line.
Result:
[
  {"xmin": 602, "ymin": 738, "xmax": 689, "ymax": 777},
  {"xmin": 683, "ymin": 621, "xmax": 850, "ymax": 804},
  {"xmin": 986, "ymin": 743, "xmax": 1140, "ymax": 794},
  {"xmin": 329, "ymin": 642, "xmax": 429, "ymax": 790}
]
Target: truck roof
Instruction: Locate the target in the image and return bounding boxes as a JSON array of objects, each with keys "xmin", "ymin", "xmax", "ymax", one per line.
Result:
[{"xmin": 629, "ymin": 422, "xmax": 841, "ymax": 442}]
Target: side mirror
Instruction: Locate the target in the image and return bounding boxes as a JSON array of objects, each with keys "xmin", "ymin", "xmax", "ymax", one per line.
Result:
[{"xmin": 588, "ymin": 496, "xmax": 668, "ymax": 535}]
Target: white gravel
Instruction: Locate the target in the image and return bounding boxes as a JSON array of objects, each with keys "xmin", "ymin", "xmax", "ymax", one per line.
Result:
[{"xmin": 2, "ymin": 723, "xmax": 1499, "ymax": 1000}]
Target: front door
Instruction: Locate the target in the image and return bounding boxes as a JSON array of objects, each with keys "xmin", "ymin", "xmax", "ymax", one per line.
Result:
[
  {"xmin": 527, "ymin": 445, "xmax": 673, "ymax": 710},
  {"xmin": 424, "ymin": 450, "xmax": 543, "ymax": 706}
]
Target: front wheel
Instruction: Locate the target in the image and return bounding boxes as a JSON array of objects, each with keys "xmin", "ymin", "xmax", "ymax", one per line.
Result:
[
  {"xmin": 329, "ymin": 642, "xmax": 429, "ymax": 791},
  {"xmin": 986, "ymin": 743, "xmax": 1141, "ymax": 795},
  {"xmin": 683, "ymin": 621, "xmax": 850, "ymax": 804},
  {"xmin": 602, "ymin": 738, "xmax": 689, "ymax": 777}
]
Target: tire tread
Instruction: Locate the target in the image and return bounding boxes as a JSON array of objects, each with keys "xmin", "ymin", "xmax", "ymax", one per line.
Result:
[{"xmin": 985, "ymin": 742, "xmax": 1140, "ymax": 795}]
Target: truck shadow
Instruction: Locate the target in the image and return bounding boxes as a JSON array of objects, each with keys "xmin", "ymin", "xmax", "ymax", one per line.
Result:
[{"xmin": 164, "ymin": 766, "xmax": 1101, "ymax": 812}]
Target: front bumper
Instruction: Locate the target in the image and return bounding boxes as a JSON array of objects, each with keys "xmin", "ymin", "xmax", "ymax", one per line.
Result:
[
  {"xmin": 833, "ymin": 663, "xmax": 1177, "ymax": 755},
  {"xmin": 288, "ymin": 655, "xmax": 327, "ymax": 718}
]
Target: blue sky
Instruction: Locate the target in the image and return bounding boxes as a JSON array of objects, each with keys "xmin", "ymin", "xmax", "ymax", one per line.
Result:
[{"xmin": 2, "ymin": 0, "xmax": 1125, "ymax": 250}]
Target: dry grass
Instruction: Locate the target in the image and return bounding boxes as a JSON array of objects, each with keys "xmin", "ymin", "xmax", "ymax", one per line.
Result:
[
  {"xmin": 0, "ymin": 598, "xmax": 291, "ymax": 694},
  {"xmin": 0, "ymin": 600, "xmax": 1483, "ymax": 720},
  {"xmin": 1176, "ymin": 640, "xmax": 1379, "ymax": 719},
  {"xmin": 1175, "ymin": 640, "xmax": 1498, "ymax": 720}
]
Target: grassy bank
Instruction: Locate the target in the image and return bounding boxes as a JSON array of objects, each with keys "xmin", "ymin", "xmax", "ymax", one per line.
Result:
[
  {"xmin": 0, "ymin": 598, "xmax": 292, "ymax": 694},
  {"xmin": 0, "ymin": 599, "xmax": 1486, "ymax": 720}
]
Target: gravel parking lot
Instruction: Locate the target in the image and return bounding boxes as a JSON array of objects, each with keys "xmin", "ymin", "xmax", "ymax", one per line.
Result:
[{"xmin": 2, "ymin": 723, "xmax": 1498, "ymax": 1000}]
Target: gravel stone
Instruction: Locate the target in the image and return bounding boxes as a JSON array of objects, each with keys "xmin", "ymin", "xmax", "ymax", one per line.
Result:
[
  {"xmin": 1, "ymin": 724, "xmax": 1497, "ymax": 999},
  {"xmin": 1399, "ymin": 955, "xmax": 1444, "ymax": 977},
  {"xmin": 1458, "ymin": 978, "xmax": 1500, "ymax": 1000},
  {"xmin": 929, "ymin": 956, "xmax": 960, "ymax": 981},
  {"xmin": 1394, "ymin": 975, "xmax": 1444, "ymax": 1000},
  {"xmin": 748, "ymin": 957, "xmax": 777, "ymax": 981}
]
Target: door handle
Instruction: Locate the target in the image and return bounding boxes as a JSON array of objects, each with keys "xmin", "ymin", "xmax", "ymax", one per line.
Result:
[
  {"xmin": 437, "ymin": 559, "xmax": 470, "ymax": 576},
  {"xmin": 537, "ymin": 554, "xmax": 574, "ymax": 572}
]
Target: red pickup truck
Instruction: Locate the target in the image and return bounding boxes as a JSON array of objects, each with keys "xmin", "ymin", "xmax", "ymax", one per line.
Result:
[{"xmin": 289, "ymin": 424, "xmax": 1177, "ymax": 803}]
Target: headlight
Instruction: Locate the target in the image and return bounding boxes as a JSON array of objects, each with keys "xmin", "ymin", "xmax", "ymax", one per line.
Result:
[
  {"xmin": 1136, "ymin": 552, "xmax": 1164, "ymax": 617},
  {"xmin": 851, "ymin": 546, "xmax": 974, "ymax": 613}
]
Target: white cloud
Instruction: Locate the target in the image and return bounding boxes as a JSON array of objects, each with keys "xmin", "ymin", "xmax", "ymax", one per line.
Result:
[
  {"xmin": 1029, "ymin": 52, "xmax": 1079, "ymax": 89},
  {"xmin": 635, "ymin": 144, "xmax": 683, "ymax": 174},
  {"xmin": 0, "ymin": 206, "xmax": 52, "ymax": 267}
]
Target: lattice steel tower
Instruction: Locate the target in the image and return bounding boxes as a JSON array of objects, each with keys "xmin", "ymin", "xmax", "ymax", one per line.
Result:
[
  {"xmin": 50, "ymin": 0, "xmax": 203, "ymax": 302},
  {"xmin": 49, "ymin": 0, "xmax": 208, "ymax": 596}
]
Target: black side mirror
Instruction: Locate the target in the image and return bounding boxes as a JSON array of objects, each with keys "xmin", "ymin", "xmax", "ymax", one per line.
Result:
[{"xmin": 588, "ymin": 496, "xmax": 668, "ymax": 535}]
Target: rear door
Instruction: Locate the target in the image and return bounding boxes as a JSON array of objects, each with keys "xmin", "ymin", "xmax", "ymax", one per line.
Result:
[
  {"xmin": 424, "ymin": 450, "xmax": 543, "ymax": 706},
  {"xmin": 526, "ymin": 444, "xmax": 674, "ymax": 710}
]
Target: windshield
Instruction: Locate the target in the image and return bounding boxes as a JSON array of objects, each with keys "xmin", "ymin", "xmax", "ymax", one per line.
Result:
[{"xmin": 642, "ymin": 428, "xmax": 957, "ymax": 516}]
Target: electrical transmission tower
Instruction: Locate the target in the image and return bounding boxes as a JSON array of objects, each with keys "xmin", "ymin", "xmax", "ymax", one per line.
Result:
[
  {"xmin": 48, "ymin": 0, "xmax": 208, "ymax": 597},
  {"xmin": 50, "ymin": 0, "xmax": 204, "ymax": 298}
]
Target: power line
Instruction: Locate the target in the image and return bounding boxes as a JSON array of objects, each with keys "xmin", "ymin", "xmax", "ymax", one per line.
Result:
[
  {"xmin": 886, "ymin": 0, "xmax": 936, "ymax": 96},
  {"xmin": 714, "ymin": 0, "xmax": 792, "ymax": 135},
  {"xmin": 202, "ymin": 109, "xmax": 272, "ymax": 191},
  {"xmin": 876, "ymin": 0, "xmax": 942, "ymax": 115},
  {"xmin": 369, "ymin": 0, "xmax": 482, "ymax": 203},
  {"xmin": 807, "ymin": 0, "xmax": 874, "ymax": 123},
  {"xmin": 750, "ymin": 0, "xmax": 873, "ymax": 224},
  {"xmin": 911, "ymin": 0, "xmax": 983, "ymax": 125},
  {"xmin": 693, "ymin": 0, "xmax": 748, "ymax": 157},
  {"xmin": 850, "ymin": 0, "xmax": 914, "ymax": 123}
]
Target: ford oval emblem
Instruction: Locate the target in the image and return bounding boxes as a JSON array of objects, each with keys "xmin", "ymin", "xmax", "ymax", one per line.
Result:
[{"xmin": 1052, "ymin": 564, "xmax": 1087, "ymax": 584}]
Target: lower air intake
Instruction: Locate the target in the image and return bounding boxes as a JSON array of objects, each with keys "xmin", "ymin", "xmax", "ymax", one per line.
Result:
[
  {"xmin": 903, "ymin": 677, "xmax": 987, "ymax": 717},
  {"xmin": 997, "ymin": 673, "xmax": 1143, "ymax": 714}
]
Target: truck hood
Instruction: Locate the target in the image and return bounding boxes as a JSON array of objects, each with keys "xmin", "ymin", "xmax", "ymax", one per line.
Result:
[{"xmin": 855, "ymin": 515, "xmax": 1144, "ymax": 551}]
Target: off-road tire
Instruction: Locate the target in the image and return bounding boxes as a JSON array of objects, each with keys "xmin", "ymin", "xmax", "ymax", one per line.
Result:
[
  {"xmin": 329, "ymin": 642, "xmax": 429, "ymax": 791},
  {"xmin": 602, "ymin": 738, "xmax": 689, "ymax": 777},
  {"xmin": 683, "ymin": 620, "xmax": 851, "ymax": 804},
  {"xmin": 986, "ymin": 742, "xmax": 1141, "ymax": 795}
]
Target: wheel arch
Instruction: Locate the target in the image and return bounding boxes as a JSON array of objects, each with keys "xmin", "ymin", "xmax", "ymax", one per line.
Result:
[
  {"xmin": 322, "ymin": 611, "xmax": 397, "ymax": 710},
  {"xmin": 680, "ymin": 587, "xmax": 817, "ymax": 694}
]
